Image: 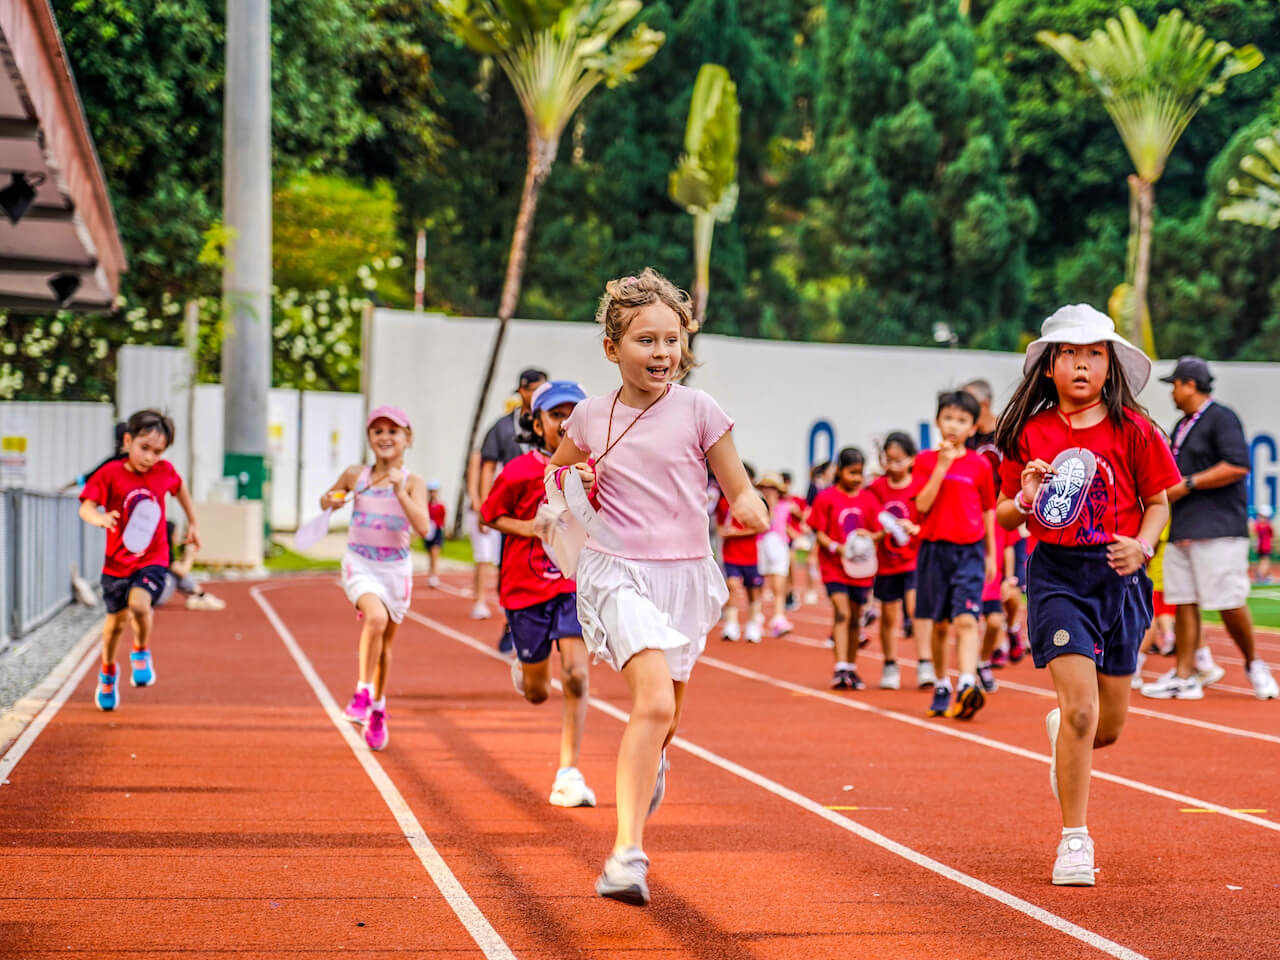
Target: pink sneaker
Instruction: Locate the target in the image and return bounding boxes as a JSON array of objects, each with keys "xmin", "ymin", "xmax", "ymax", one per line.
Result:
[
  {"xmin": 344, "ymin": 688, "xmax": 371, "ymax": 724},
  {"xmin": 365, "ymin": 708, "xmax": 388, "ymax": 751},
  {"xmin": 769, "ymin": 616, "xmax": 794, "ymax": 638}
]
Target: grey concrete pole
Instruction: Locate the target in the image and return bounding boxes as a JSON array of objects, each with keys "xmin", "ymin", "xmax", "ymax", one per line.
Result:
[{"xmin": 221, "ymin": 0, "xmax": 271, "ymax": 500}]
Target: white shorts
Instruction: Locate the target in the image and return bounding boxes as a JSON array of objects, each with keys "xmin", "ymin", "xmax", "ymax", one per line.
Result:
[
  {"xmin": 1163, "ymin": 537, "xmax": 1250, "ymax": 612},
  {"xmin": 758, "ymin": 531, "xmax": 790, "ymax": 577},
  {"xmin": 466, "ymin": 509, "xmax": 501, "ymax": 566},
  {"xmin": 574, "ymin": 549, "xmax": 728, "ymax": 682},
  {"xmin": 342, "ymin": 550, "xmax": 413, "ymax": 623}
]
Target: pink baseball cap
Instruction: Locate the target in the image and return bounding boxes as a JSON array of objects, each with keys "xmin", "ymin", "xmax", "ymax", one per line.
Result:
[{"xmin": 366, "ymin": 404, "xmax": 411, "ymax": 429}]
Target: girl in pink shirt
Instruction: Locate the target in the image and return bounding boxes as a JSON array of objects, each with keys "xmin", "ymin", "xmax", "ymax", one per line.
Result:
[{"xmin": 547, "ymin": 269, "xmax": 767, "ymax": 907}]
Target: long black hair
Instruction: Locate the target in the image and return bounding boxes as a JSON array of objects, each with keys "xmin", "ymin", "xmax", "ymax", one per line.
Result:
[
  {"xmin": 994, "ymin": 342, "xmax": 1151, "ymax": 459},
  {"xmin": 517, "ymin": 409, "xmax": 549, "ymax": 453}
]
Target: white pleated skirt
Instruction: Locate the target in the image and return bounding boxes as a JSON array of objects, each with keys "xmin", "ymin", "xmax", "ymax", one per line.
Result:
[
  {"xmin": 342, "ymin": 550, "xmax": 413, "ymax": 623},
  {"xmin": 574, "ymin": 548, "xmax": 729, "ymax": 682}
]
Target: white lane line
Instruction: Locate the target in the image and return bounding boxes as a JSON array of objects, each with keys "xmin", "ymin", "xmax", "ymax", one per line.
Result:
[
  {"xmin": 251, "ymin": 585, "xmax": 516, "ymax": 960},
  {"xmin": 0, "ymin": 621, "xmax": 102, "ymax": 780},
  {"xmin": 403, "ymin": 610, "xmax": 1150, "ymax": 960},
  {"xmin": 698, "ymin": 654, "xmax": 1280, "ymax": 833}
]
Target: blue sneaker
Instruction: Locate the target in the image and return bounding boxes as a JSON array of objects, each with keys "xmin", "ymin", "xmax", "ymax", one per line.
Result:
[
  {"xmin": 497, "ymin": 626, "xmax": 515, "ymax": 655},
  {"xmin": 95, "ymin": 668, "xmax": 119, "ymax": 711},
  {"xmin": 927, "ymin": 683, "xmax": 951, "ymax": 717},
  {"xmin": 130, "ymin": 649, "xmax": 156, "ymax": 687}
]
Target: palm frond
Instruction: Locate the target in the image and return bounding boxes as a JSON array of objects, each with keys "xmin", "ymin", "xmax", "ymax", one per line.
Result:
[{"xmin": 1219, "ymin": 130, "xmax": 1280, "ymax": 230}]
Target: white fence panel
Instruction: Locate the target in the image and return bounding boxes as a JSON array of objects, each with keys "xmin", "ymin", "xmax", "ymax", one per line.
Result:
[
  {"xmin": 117, "ymin": 345, "xmax": 193, "ymax": 483},
  {"xmin": 0, "ymin": 402, "xmax": 115, "ymax": 491},
  {"xmin": 189, "ymin": 383, "xmax": 225, "ymax": 504},
  {"xmin": 267, "ymin": 390, "xmax": 300, "ymax": 528},
  {"xmin": 299, "ymin": 392, "xmax": 366, "ymax": 529}
]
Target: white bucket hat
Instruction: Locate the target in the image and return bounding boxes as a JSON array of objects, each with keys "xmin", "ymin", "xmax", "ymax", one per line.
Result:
[{"xmin": 1024, "ymin": 304, "xmax": 1152, "ymax": 394}]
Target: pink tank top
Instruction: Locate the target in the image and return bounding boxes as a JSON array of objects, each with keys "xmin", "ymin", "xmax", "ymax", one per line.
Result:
[{"xmin": 347, "ymin": 465, "xmax": 412, "ymax": 562}]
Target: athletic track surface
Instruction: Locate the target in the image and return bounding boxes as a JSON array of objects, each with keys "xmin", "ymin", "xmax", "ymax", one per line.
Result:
[{"xmin": 2, "ymin": 571, "xmax": 1278, "ymax": 959}]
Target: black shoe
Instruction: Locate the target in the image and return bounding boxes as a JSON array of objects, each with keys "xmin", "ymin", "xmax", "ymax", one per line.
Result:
[
  {"xmin": 847, "ymin": 667, "xmax": 867, "ymax": 691},
  {"xmin": 831, "ymin": 669, "xmax": 852, "ymax": 690},
  {"xmin": 497, "ymin": 627, "xmax": 514, "ymax": 655}
]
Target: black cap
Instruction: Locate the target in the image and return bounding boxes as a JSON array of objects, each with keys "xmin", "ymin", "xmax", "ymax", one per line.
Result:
[
  {"xmin": 517, "ymin": 367, "xmax": 548, "ymax": 389},
  {"xmin": 1159, "ymin": 356, "xmax": 1214, "ymax": 386}
]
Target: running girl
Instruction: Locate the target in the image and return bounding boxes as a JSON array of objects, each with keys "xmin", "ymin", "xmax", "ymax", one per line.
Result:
[
  {"xmin": 332, "ymin": 406, "xmax": 433, "ymax": 751},
  {"xmin": 867, "ymin": 432, "xmax": 923, "ymax": 690},
  {"xmin": 994, "ymin": 304, "xmax": 1179, "ymax": 887},
  {"xmin": 718, "ymin": 465, "xmax": 764, "ymax": 643},
  {"xmin": 756, "ymin": 472, "xmax": 794, "ymax": 637},
  {"xmin": 808, "ymin": 447, "xmax": 882, "ymax": 691},
  {"xmin": 79, "ymin": 409, "xmax": 200, "ymax": 710},
  {"xmin": 546, "ymin": 269, "xmax": 767, "ymax": 906},
  {"xmin": 425, "ymin": 481, "xmax": 446, "ymax": 588},
  {"xmin": 482, "ymin": 380, "xmax": 596, "ymax": 808}
]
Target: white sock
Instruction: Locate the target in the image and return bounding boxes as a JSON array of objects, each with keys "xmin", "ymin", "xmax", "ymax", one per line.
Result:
[
  {"xmin": 1195, "ymin": 647, "xmax": 1216, "ymax": 671},
  {"xmin": 1062, "ymin": 825, "xmax": 1089, "ymax": 837},
  {"xmin": 958, "ymin": 672, "xmax": 976, "ymax": 690},
  {"xmin": 978, "ymin": 660, "xmax": 991, "ymax": 670},
  {"xmin": 371, "ymin": 697, "xmax": 386, "ymax": 711},
  {"xmin": 1135, "ymin": 652, "xmax": 1147, "ymax": 675},
  {"xmin": 835, "ymin": 661, "xmax": 851, "ymax": 672},
  {"xmin": 935, "ymin": 679, "xmax": 952, "ymax": 693},
  {"xmin": 358, "ymin": 682, "xmax": 373, "ymax": 695}
]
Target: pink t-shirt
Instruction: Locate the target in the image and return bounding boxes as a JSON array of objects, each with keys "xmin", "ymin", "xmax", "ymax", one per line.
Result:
[
  {"xmin": 565, "ymin": 384, "xmax": 734, "ymax": 560},
  {"xmin": 769, "ymin": 499, "xmax": 790, "ymax": 538}
]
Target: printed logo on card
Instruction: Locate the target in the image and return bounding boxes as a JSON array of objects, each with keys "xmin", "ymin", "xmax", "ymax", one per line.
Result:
[{"xmin": 1033, "ymin": 448, "xmax": 1098, "ymax": 530}]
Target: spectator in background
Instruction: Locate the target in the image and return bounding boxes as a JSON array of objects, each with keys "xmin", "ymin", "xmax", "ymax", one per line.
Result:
[
  {"xmin": 1254, "ymin": 505, "xmax": 1274, "ymax": 584},
  {"xmin": 1141, "ymin": 357, "xmax": 1278, "ymax": 701}
]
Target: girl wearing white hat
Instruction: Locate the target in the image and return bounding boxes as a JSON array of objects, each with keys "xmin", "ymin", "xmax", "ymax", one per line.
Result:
[{"xmin": 993, "ymin": 305, "xmax": 1181, "ymax": 887}]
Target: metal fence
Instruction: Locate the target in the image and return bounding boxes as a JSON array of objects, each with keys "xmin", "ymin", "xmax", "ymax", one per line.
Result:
[{"xmin": 2, "ymin": 490, "xmax": 104, "ymax": 646}]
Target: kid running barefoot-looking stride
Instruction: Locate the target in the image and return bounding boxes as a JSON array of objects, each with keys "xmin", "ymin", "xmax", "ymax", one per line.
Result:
[
  {"xmin": 546, "ymin": 269, "xmax": 767, "ymax": 906},
  {"xmin": 994, "ymin": 304, "xmax": 1179, "ymax": 887}
]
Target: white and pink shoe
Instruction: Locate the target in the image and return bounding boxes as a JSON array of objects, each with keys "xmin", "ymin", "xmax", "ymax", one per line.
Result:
[{"xmin": 769, "ymin": 616, "xmax": 793, "ymax": 638}]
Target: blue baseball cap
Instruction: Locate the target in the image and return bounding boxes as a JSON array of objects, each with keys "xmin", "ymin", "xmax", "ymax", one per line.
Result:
[{"xmin": 531, "ymin": 380, "xmax": 586, "ymax": 412}]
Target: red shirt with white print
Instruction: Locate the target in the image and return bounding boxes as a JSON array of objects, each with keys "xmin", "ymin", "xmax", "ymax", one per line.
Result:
[
  {"xmin": 807, "ymin": 485, "xmax": 881, "ymax": 587},
  {"xmin": 867, "ymin": 474, "xmax": 924, "ymax": 575},
  {"xmin": 480, "ymin": 450, "xmax": 575, "ymax": 610},
  {"xmin": 80, "ymin": 458, "xmax": 182, "ymax": 577},
  {"xmin": 913, "ymin": 448, "xmax": 996, "ymax": 545}
]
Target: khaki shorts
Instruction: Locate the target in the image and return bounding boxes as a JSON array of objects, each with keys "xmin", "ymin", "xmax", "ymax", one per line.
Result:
[
  {"xmin": 1162, "ymin": 537, "xmax": 1250, "ymax": 612},
  {"xmin": 466, "ymin": 509, "xmax": 502, "ymax": 566}
]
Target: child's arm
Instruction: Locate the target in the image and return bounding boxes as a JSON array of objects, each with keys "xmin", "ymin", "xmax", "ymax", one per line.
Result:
[
  {"xmin": 392, "ymin": 471, "xmax": 433, "ymax": 539},
  {"xmin": 78, "ymin": 498, "xmax": 118, "ymax": 530},
  {"xmin": 983, "ymin": 509, "xmax": 998, "ymax": 584},
  {"xmin": 321, "ymin": 465, "xmax": 362, "ymax": 510},
  {"xmin": 706, "ymin": 432, "xmax": 768, "ymax": 533},
  {"xmin": 175, "ymin": 478, "xmax": 201, "ymax": 551},
  {"xmin": 1108, "ymin": 492, "xmax": 1169, "ymax": 576},
  {"xmin": 915, "ymin": 442, "xmax": 961, "ymax": 514},
  {"xmin": 489, "ymin": 516, "xmax": 537, "ymax": 539},
  {"xmin": 546, "ymin": 433, "xmax": 596, "ymax": 492},
  {"xmin": 997, "ymin": 457, "xmax": 1053, "ymax": 531}
]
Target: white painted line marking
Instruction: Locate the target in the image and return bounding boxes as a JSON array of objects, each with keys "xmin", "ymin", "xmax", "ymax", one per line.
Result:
[
  {"xmin": 0, "ymin": 621, "xmax": 102, "ymax": 779},
  {"xmin": 251, "ymin": 585, "xmax": 516, "ymax": 960},
  {"xmin": 404, "ymin": 610, "xmax": 1151, "ymax": 960}
]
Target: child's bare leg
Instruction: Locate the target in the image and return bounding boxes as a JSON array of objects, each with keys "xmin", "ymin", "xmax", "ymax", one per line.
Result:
[
  {"xmin": 614, "ymin": 650, "xmax": 676, "ymax": 854},
  {"xmin": 723, "ymin": 578, "xmax": 744, "ymax": 628},
  {"xmin": 429, "ymin": 547, "xmax": 440, "ymax": 578},
  {"xmin": 100, "ymin": 611, "xmax": 128, "ymax": 667},
  {"xmin": 356, "ymin": 594, "xmax": 390, "ymax": 690},
  {"xmin": 372, "ymin": 620, "xmax": 398, "ymax": 700},
  {"xmin": 769, "ymin": 574, "xmax": 787, "ymax": 621},
  {"xmin": 848, "ymin": 600, "xmax": 864, "ymax": 667},
  {"xmin": 126, "ymin": 588, "xmax": 155, "ymax": 651},
  {"xmin": 1047, "ymin": 655, "xmax": 1101, "ymax": 828},
  {"xmin": 746, "ymin": 585, "xmax": 763, "ymax": 625},
  {"xmin": 1094, "ymin": 673, "xmax": 1130, "ymax": 748},
  {"xmin": 953, "ymin": 614, "xmax": 980, "ymax": 677},
  {"xmin": 557, "ymin": 638, "xmax": 591, "ymax": 769},
  {"xmin": 981, "ymin": 613, "xmax": 1003, "ymax": 661},
  {"xmin": 830, "ymin": 593, "xmax": 852, "ymax": 663},
  {"xmin": 473, "ymin": 562, "xmax": 491, "ymax": 605},
  {"xmin": 520, "ymin": 658, "xmax": 553, "ymax": 704},
  {"xmin": 929, "ymin": 620, "xmax": 950, "ymax": 680},
  {"xmin": 879, "ymin": 600, "xmax": 900, "ymax": 662}
]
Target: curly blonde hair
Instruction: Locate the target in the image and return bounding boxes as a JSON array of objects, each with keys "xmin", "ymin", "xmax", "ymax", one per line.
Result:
[{"xmin": 593, "ymin": 268, "xmax": 700, "ymax": 381}]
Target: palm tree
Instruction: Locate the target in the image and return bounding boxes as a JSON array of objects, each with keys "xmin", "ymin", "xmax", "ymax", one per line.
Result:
[
  {"xmin": 668, "ymin": 63, "xmax": 740, "ymax": 328},
  {"xmin": 436, "ymin": 0, "xmax": 663, "ymax": 514},
  {"xmin": 1219, "ymin": 128, "xmax": 1280, "ymax": 231},
  {"xmin": 1038, "ymin": 7, "xmax": 1261, "ymax": 353}
]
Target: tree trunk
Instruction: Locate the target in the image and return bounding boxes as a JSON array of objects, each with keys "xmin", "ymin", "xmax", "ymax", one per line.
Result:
[
  {"xmin": 691, "ymin": 211, "xmax": 714, "ymax": 328},
  {"xmin": 1129, "ymin": 174, "xmax": 1156, "ymax": 356},
  {"xmin": 451, "ymin": 128, "xmax": 557, "ymax": 536}
]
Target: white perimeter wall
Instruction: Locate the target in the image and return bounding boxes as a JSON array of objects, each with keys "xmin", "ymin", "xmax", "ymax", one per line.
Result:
[
  {"xmin": 0, "ymin": 402, "xmax": 114, "ymax": 490},
  {"xmin": 370, "ymin": 308, "xmax": 1280, "ymax": 520}
]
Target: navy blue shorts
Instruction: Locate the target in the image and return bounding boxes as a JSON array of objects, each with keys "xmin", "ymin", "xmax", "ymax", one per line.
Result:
[
  {"xmin": 873, "ymin": 570, "xmax": 917, "ymax": 603},
  {"xmin": 825, "ymin": 582, "xmax": 870, "ymax": 605},
  {"xmin": 1014, "ymin": 537, "xmax": 1028, "ymax": 591},
  {"xmin": 506, "ymin": 593, "xmax": 582, "ymax": 665},
  {"xmin": 423, "ymin": 528, "xmax": 444, "ymax": 550},
  {"xmin": 915, "ymin": 540, "xmax": 985, "ymax": 622},
  {"xmin": 101, "ymin": 565, "xmax": 168, "ymax": 614},
  {"xmin": 982, "ymin": 598, "xmax": 1004, "ymax": 617},
  {"xmin": 1026, "ymin": 543, "xmax": 1152, "ymax": 676},
  {"xmin": 724, "ymin": 563, "xmax": 764, "ymax": 589}
]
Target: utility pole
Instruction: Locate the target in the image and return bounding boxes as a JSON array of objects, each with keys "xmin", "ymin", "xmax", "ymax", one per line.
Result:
[{"xmin": 221, "ymin": 0, "xmax": 271, "ymax": 507}]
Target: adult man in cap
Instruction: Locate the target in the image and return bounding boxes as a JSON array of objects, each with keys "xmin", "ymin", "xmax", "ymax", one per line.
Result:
[
  {"xmin": 466, "ymin": 368, "xmax": 548, "ymax": 649},
  {"xmin": 1141, "ymin": 357, "xmax": 1279, "ymax": 701}
]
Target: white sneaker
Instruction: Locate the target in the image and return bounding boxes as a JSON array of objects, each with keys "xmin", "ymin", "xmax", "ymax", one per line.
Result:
[
  {"xmin": 1196, "ymin": 663, "xmax": 1225, "ymax": 687},
  {"xmin": 721, "ymin": 620, "xmax": 741, "ymax": 642},
  {"xmin": 744, "ymin": 618, "xmax": 763, "ymax": 644},
  {"xmin": 1248, "ymin": 660, "xmax": 1279, "ymax": 700},
  {"xmin": 470, "ymin": 602, "xmax": 491, "ymax": 620},
  {"xmin": 427, "ymin": 574, "xmax": 440, "ymax": 588},
  {"xmin": 1046, "ymin": 708, "xmax": 1060, "ymax": 802},
  {"xmin": 1052, "ymin": 833, "xmax": 1096, "ymax": 886},
  {"xmin": 916, "ymin": 660, "xmax": 937, "ymax": 689},
  {"xmin": 804, "ymin": 589, "xmax": 819, "ymax": 606},
  {"xmin": 879, "ymin": 662, "xmax": 901, "ymax": 690},
  {"xmin": 1130, "ymin": 671, "xmax": 1144, "ymax": 690},
  {"xmin": 549, "ymin": 767, "xmax": 596, "ymax": 808},
  {"xmin": 510, "ymin": 656, "xmax": 525, "ymax": 696},
  {"xmin": 1140, "ymin": 673, "xmax": 1204, "ymax": 700}
]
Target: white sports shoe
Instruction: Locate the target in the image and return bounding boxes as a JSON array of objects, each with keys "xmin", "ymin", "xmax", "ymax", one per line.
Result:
[
  {"xmin": 804, "ymin": 589, "xmax": 819, "ymax": 606},
  {"xmin": 1046, "ymin": 708, "xmax": 1060, "ymax": 802},
  {"xmin": 427, "ymin": 574, "xmax": 440, "ymax": 588},
  {"xmin": 549, "ymin": 767, "xmax": 596, "ymax": 808},
  {"xmin": 1248, "ymin": 660, "xmax": 1279, "ymax": 700},
  {"xmin": 1052, "ymin": 833, "xmax": 1096, "ymax": 886},
  {"xmin": 1140, "ymin": 672, "xmax": 1204, "ymax": 700},
  {"xmin": 744, "ymin": 618, "xmax": 763, "ymax": 644},
  {"xmin": 510, "ymin": 656, "xmax": 525, "ymax": 696},
  {"xmin": 721, "ymin": 620, "xmax": 741, "ymax": 642},
  {"xmin": 879, "ymin": 662, "xmax": 901, "ymax": 690},
  {"xmin": 470, "ymin": 602, "xmax": 491, "ymax": 620},
  {"xmin": 916, "ymin": 660, "xmax": 937, "ymax": 689},
  {"xmin": 1196, "ymin": 663, "xmax": 1226, "ymax": 687}
]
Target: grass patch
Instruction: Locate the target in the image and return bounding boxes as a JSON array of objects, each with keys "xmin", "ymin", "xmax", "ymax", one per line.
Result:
[
  {"xmin": 440, "ymin": 538, "xmax": 474, "ymax": 565},
  {"xmin": 1202, "ymin": 587, "xmax": 1280, "ymax": 630},
  {"xmin": 264, "ymin": 545, "xmax": 341, "ymax": 572}
]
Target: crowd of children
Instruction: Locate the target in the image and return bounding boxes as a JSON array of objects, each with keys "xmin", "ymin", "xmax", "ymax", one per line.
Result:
[{"xmin": 76, "ymin": 271, "xmax": 1278, "ymax": 905}]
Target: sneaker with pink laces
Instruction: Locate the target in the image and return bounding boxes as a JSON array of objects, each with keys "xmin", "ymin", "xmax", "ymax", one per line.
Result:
[
  {"xmin": 344, "ymin": 688, "xmax": 371, "ymax": 724},
  {"xmin": 365, "ymin": 708, "xmax": 389, "ymax": 751},
  {"xmin": 769, "ymin": 616, "xmax": 793, "ymax": 638}
]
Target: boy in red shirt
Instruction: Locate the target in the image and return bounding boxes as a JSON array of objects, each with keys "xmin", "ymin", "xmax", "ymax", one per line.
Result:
[
  {"xmin": 913, "ymin": 391, "xmax": 998, "ymax": 719},
  {"xmin": 79, "ymin": 409, "xmax": 201, "ymax": 711},
  {"xmin": 809, "ymin": 447, "xmax": 882, "ymax": 690},
  {"xmin": 718, "ymin": 465, "xmax": 764, "ymax": 643},
  {"xmin": 424, "ymin": 481, "xmax": 446, "ymax": 587}
]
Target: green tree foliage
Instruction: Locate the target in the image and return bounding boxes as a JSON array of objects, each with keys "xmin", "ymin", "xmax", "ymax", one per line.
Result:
[{"xmin": 799, "ymin": 0, "xmax": 1034, "ymax": 349}]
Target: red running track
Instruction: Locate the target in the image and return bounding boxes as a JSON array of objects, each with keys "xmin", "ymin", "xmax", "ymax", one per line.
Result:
[{"xmin": 1, "ymin": 572, "xmax": 1277, "ymax": 959}]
